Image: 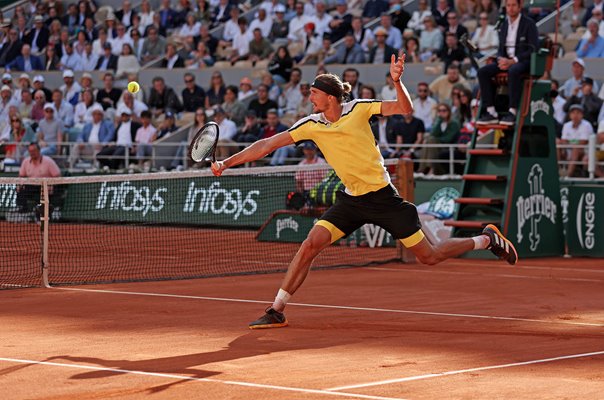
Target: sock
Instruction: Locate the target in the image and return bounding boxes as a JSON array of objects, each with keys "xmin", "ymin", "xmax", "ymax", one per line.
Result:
[
  {"xmin": 509, "ymin": 108, "xmax": 517, "ymax": 115},
  {"xmin": 271, "ymin": 289, "xmax": 291, "ymax": 312},
  {"xmin": 487, "ymin": 106, "xmax": 497, "ymax": 117},
  {"xmin": 472, "ymin": 235, "xmax": 490, "ymax": 250}
]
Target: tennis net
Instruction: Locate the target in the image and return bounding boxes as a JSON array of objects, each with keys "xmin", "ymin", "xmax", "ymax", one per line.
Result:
[{"xmin": 0, "ymin": 160, "xmax": 408, "ymax": 288}]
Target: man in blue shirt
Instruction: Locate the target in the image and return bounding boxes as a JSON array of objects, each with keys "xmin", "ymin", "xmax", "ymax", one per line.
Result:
[{"xmin": 577, "ymin": 19, "xmax": 604, "ymax": 58}]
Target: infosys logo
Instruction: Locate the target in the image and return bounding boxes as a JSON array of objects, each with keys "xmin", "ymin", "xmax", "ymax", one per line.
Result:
[{"xmin": 576, "ymin": 192, "xmax": 596, "ymax": 250}]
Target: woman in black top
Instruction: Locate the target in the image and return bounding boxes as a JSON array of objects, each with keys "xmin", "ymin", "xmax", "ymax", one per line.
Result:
[
  {"xmin": 205, "ymin": 71, "xmax": 226, "ymax": 108},
  {"xmin": 267, "ymin": 46, "xmax": 293, "ymax": 85}
]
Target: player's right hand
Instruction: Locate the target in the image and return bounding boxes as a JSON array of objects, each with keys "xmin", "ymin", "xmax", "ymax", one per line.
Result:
[{"xmin": 211, "ymin": 161, "xmax": 226, "ymax": 176}]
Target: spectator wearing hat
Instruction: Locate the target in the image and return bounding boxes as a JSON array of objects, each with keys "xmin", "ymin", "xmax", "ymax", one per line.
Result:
[
  {"xmin": 96, "ymin": 42, "xmax": 119, "ymax": 71},
  {"xmin": 37, "ymin": 103, "xmax": 63, "ymax": 157},
  {"xmin": 269, "ymin": 4, "xmax": 289, "ymax": 45},
  {"xmin": 369, "ymin": 27, "xmax": 397, "ymax": 64},
  {"xmin": 0, "ymin": 28, "xmax": 23, "ymax": 68},
  {"xmin": 234, "ymin": 110, "xmax": 263, "ymax": 144},
  {"xmin": 16, "ymin": 142, "xmax": 61, "ymax": 212},
  {"xmin": 104, "ymin": 13, "xmax": 118, "ymax": 39},
  {"xmin": 577, "ymin": 19, "xmax": 604, "ymax": 58},
  {"xmin": 116, "ymin": 43, "xmax": 140, "ymax": 78},
  {"xmin": 79, "ymin": 73, "xmax": 95, "ymax": 95},
  {"xmin": 13, "ymin": 73, "xmax": 32, "ymax": 104},
  {"xmin": 329, "ymin": 1, "xmax": 353, "ymax": 42},
  {"xmin": 148, "ymin": 76, "xmax": 183, "ymax": 120},
  {"xmin": 31, "ymin": 76, "xmax": 50, "ymax": 103},
  {"xmin": 561, "ymin": 59, "xmax": 599, "ymax": 100},
  {"xmin": 134, "ymin": 110, "xmax": 157, "ymax": 167},
  {"xmin": 324, "ymin": 31, "xmax": 366, "ymax": 64},
  {"xmin": 222, "ymin": 85, "xmax": 246, "ymax": 127},
  {"xmin": 0, "ymin": 85, "xmax": 16, "ymax": 124},
  {"xmin": 248, "ymin": 28, "xmax": 273, "ymax": 66},
  {"xmin": 295, "ymin": 141, "xmax": 327, "ymax": 195},
  {"xmin": 213, "ymin": 106, "xmax": 237, "ymax": 159},
  {"xmin": 563, "ymin": 77, "xmax": 603, "ymax": 130},
  {"xmin": 141, "ymin": 26, "xmax": 167, "ymax": 64},
  {"xmin": 51, "ymin": 89, "xmax": 74, "ymax": 129},
  {"xmin": 238, "ymin": 77, "xmax": 256, "ymax": 100},
  {"xmin": 98, "ymin": 106, "xmax": 142, "ymax": 169},
  {"xmin": 72, "ymin": 104, "xmax": 114, "ymax": 167},
  {"xmin": 375, "ymin": 13, "xmax": 403, "ymax": 50},
  {"xmin": 6, "ymin": 44, "xmax": 43, "ymax": 72},
  {"xmin": 25, "ymin": 14, "xmax": 49, "ymax": 53},
  {"xmin": 558, "ymin": 104, "xmax": 593, "ymax": 177}
]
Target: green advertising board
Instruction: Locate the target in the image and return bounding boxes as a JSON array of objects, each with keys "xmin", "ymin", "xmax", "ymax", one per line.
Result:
[
  {"xmin": 565, "ymin": 185, "xmax": 604, "ymax": 257},
  {"xmin": 505, "ymin": 80, "xmax": 565, "ymax": 257},
  {"xmin": 57, "ymin": 175, "xmax": 295, "ymax": 228},
  {"xmin": 257, "ymin": 211, "xmax": 396, "ymax": 247}
]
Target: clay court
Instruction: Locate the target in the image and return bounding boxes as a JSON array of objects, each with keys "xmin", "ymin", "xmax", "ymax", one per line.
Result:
[{"xmin": 1, "ymin": 257, "xmax": 603, "ymax": 400}]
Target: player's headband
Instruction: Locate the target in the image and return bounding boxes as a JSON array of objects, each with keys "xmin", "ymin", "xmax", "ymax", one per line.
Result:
[{"xmin": 311, "ymin": 79, "xmax": 341, "ymax": 98}]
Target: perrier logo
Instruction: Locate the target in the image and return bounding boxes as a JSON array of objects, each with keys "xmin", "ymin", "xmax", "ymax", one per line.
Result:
[{"xmin": 516, "ymin": 164, "xmax": 557, "ymax": 251}]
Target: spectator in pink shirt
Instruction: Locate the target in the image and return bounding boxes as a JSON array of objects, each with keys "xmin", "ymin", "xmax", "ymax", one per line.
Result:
[
  {"xmin": 134, "ymin": 110, "xmax": 157, "ymax": 167},
  {"xmin": 16, "ymin": 142, "xmax": 61, "ymax": 212}
]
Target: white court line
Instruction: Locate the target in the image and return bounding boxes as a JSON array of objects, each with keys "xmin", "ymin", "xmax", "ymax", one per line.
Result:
[
  {"xmin": 327, "ymin": 349, "xmax": 604, "ymax": 391},
  {"xmin": 441, "ymin": 261, "xmax": 604, "ymax": 274},
  {"xmin": 0, "ymin": 357, "xmax": 405, "ymax": 400},
  {"xmin": 56, "ymin": 287, "xmax": 604, "ymax": 327},
  {"xmin": 366, "ymin": 267, "xmax": 604, "ymax": 283}
]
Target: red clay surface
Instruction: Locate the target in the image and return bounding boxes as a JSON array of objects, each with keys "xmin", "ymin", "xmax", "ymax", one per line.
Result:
[{"xmin": 1, "ymin": 257, "xmax": 604, "ymax": 399}]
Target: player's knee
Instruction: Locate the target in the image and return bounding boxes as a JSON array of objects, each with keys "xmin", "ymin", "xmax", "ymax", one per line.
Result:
[{"xmin": 300, "ymin": 236, "xmax": 326, "ymax": 255}]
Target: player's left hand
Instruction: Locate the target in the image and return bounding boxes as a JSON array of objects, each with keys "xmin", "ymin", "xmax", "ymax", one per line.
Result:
[{"xmin": 390, "ymin": 53, "xmax": 406, "ymax": 82}]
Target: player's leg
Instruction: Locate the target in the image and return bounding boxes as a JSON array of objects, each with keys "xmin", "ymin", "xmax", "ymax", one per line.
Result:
[{"xmin": 248, "ymin": 223, "xmax": 343, "ymax": 330}]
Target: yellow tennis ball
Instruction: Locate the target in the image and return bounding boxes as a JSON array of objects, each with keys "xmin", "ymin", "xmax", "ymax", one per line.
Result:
[{"xmin": 128, "ymin": 81, "xmax": 140, "ymax": 94}]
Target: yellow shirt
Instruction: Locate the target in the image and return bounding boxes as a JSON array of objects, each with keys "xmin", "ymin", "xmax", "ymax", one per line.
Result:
[{"xmin": 288, "ymin": 99, "xmax": 390, "ymax": 196}]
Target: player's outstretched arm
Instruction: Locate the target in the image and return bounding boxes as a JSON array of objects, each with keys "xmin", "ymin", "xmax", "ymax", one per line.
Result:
[
  {"xmin": 381, "ymin": 54, "xmax": 414, "ymax": 117},
  {"xmin": 211, "ymin": 131, "xmax": 295, "ymax": 176}
]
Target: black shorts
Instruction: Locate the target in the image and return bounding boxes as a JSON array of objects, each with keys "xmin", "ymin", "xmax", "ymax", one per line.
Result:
[{"xmin": 319, "ymin": 183, "xmax": 422, "ymax": 242}]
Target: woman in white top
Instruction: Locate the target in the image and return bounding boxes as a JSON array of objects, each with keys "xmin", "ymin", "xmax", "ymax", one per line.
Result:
[
  {"xmin": 419, "ymin": 16, "xmax": 443, "ymax": 61},
  {"xmin": 138, "ymin": 0, "xmax": 155, "ymax": 32},
  {"xmin": 471, "ymin": 12, "xmax": 499, "ymax": 56},
  {"xmin": 116, "ymin": 43, "xmax": 141, "ymax": 79},
  {"xmin": 74, "ymin": 89, "xmax": 102, "ymax": 130},
  {"xmin": 407, "ymin": 0, "xmax": 432, "ymax": 33},
  {"xmin": 179, "ymin": 12, "xmax": 202, "ymax": 39}
]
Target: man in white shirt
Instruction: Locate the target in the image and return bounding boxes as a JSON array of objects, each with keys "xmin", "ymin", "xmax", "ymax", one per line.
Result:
[
  {"xmin": 97, "ymin": 106, "xmax": 141, "ymax": 169},
  {"xmin": 80, "ymin": 42, "xmax": 99, "ymax": 71},
  {"xmin": 312, "ymin": 1, "xmax": 332, "ymax": 37},
  {"xmin": 288, "ymin": 1, "xmax": 312, "ymax": 44},
  {"xmin": 558, "ymin": 104, "xmax": 593, "ymax": 177},
  {"xmin": 59, "ymin": 70, "xmax": 82, "ymax": 106},
  {"xmin": 117, "ymin": 91, "xmax": 149, "ymax": 120},
  {"xmin": 412, "ymin": 82, "xmax": 437, "ymax": 132},
  {"xmin": 248, "ymin": 8, "xmax": 273, "ymax": 38},
  {"xmin": 52, "ymin": 89, "xmax": 75, "ymax": 129},
  {"xmin": 222, "ymin": 6, "xmax": 241, "ymax": 42},
  {"xmin": 110, "ymin": 24, "xmax": 134, "ymax": 56},
  {"xmin": 59, "ymin": 42, "xmax": 82, "ymax": 71},
  {"xmin": 229, "ymin": 17, "xmax": 252, "ymax": 65},
  {"xmin": 477, "ymin": 0, "xmax": 539, "ymax": 127}
]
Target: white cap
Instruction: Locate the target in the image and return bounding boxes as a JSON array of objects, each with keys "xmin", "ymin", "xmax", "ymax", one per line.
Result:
[
  {"xmin": 573, "ymin": 58, "xmax": 586, "ymax": 68},
  {"xmin": 33, "ymin": 75, "xmax": 44, "ymax": 83},
  {"xmin": 43, "ymin": 102, "xmax": 55, "ymax": 111},
  {"xmin": 90, "ymin": 104, "xmax": 104, "ymax": 114},
  {"xmin": 2, "ymin": 73, "xmax": 11, "ymax": 81},
  {"xmin": 63, "ymin": 69, "xmax": 75, "ymax": 78},
  {"xmin": 19, "ymin": 73, "xmax": 31, "ymax": 81},
  {"xmin": 81, "ymin": 72, "xmax": 93, "ymax": 80},
  {"xmin": 1, "ymin": 85, "xmax": 11, "ymax": 92},
  {"xmin": 274, "ymin": 4, "xmax": 286, "ymax": 13}
]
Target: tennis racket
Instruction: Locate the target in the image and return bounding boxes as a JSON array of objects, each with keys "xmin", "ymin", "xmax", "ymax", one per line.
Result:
[{"xmin": 188, "ymin": 121, "xmax": 220, "ymax": 163}]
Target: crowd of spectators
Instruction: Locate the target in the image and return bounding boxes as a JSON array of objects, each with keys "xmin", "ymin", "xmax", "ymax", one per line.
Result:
[{"xmin": 0, "ymin": 0, "xmax": 602, "ymax": 176}]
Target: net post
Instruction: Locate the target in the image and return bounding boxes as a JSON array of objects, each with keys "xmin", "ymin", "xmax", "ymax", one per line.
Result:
[
  {"xmin": 41, "ymin": 181, "xmax": 51, "ymax": 288},
  {"xmin": 396, "ymin": 158, "xmax": 416, "ymax": 263}
]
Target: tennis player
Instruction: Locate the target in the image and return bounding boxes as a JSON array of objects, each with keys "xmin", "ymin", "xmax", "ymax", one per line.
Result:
[{"xmin": 211, "ymin": 55, "xmax": 517, "ymax": 329}]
